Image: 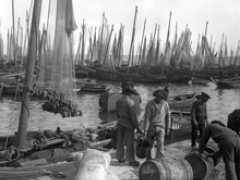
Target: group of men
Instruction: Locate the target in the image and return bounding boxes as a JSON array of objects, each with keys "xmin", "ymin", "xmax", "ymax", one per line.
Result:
[
  {"xmin": 191, "ymin": 92, "xmax": 240, "ymax": 180},
  {"xmin": 115, "ymin": 80, "xmax": 240, "ymax": 180},
  {"xmin": 115, "ymin": 81, "xmax": 170, "ymax": 166}
]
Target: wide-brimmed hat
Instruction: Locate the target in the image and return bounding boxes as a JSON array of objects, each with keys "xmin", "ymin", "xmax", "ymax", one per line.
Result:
[
  {"xmin": 153, "ymin": 89, "xmax": 168, "ymax": 99},
  {"xmin": 196, "ymin": 92, "xmax": 210, "ymax": 100},
  {"xmin": 121, "ymin": 81, "xmax": 139, "ymax": 96},
  {"xmin": 121, "ymin": 81, "xmax": 134, "ymax": 90}
]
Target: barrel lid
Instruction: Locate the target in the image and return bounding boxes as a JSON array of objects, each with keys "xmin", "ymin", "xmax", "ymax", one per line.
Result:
[
  {"xmin": 185, "ymin": 153, "xmax": 208, "ymax": 180},
  {"xmin": 139, "ymin": 160, "xmax": 161, "ymax": 180}
]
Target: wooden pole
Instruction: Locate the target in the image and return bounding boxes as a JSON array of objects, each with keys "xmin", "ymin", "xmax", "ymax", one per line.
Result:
[
  {"xmin": 164, "ymin": 11, "xmax": 172, "ymax": 56},
  {"xmin": 128, "ymin": 6, "xmax": 138, "ymax": 66},
  {"xmin": 16, "ymin": 0, "xmax": 42, "ymax": 149},
  {"xmin": 202, "ymin": 21, "xmax": 208, "ymax": 56},
  {"xmin": 141, "ymin": 37, "xmax": 147, "ymax": 65},
  {"xmin": 103, "ymin": 25, "xmax": 114, "ymax": 66},
  {"xmin": 81, "ymin": 19, "xmax": 85, "ymax": 65},
  {"xmin": 153, "ymin": 24, "xmax": 158, "ymax": 43},
  {"xmin": 98, "ymin": 13, "xmax": 105, "ymax": 63},
  {"xmin": 139, "ymin": 19, "xmax": 146, "ymax": 63},
  {"xmin": 12, "ymin": 0, "xmax": 16, "ymax": 64},
  {"xmin": 117, "ymin": 25, "xmax": 124, "ymax": 67}
]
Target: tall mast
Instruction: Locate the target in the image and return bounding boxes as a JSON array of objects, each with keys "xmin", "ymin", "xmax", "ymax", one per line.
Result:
[
  {"xmin": 202, "ymin": 21, "xmax": 208, "ymax": 56},
  {"xmin": 128, "ymin": 6, "xmax": 138, "ymax": 66},
  {"xmin": 139, "ymin": 19, "xmax": 146, "ymax": 63},
  {"xmin": 81, "ymin": 19, "xmax": 85, "ymax": 65},
  {"xmin": 12, "ymin": 0, "xmax": 16, "ymax": 64},
  {"xmin": 103, "ymin": 25, "xmax": 114, "ymax": 66},
  {"xmin": 16, "ymin": 0, "xmax": 42, "ymax": 148},
  {"xmin": 164, "ymin": 11, "xmax": 172, "ymax": 55}
]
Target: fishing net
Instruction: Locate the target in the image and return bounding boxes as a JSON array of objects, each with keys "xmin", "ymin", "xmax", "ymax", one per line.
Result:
[
  {"xmin": 36, "ymin": 0, "xmax": 77, "ymax": 100},
  {"xmin": 173, "ymin": 26, "xmax": 192, "ymax": 69}
]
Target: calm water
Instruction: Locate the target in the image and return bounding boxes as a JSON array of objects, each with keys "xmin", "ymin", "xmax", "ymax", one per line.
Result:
[{"xmin": 0, "ymin": 81, "xmax": 240, "ymax": 136}]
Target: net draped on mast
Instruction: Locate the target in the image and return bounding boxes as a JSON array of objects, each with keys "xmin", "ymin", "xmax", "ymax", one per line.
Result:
[{"xmin": 37, "ymin": 0, "xmax": 77, "ymax": 100}]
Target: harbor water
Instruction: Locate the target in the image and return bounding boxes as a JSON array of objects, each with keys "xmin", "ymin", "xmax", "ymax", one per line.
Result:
[{"xmin": 0, "ymin": 81, "xmax": 240, "ymax": 136}]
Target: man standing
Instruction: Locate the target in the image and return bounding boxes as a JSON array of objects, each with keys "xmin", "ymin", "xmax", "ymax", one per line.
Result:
[
  {"xmin": 227, "ymin": 109, "xmax": 240, "ymax": 135},
  {"xmin": 116, "ymin": 81, "xmax": 142, "ymax": 166},
  {"xmin": 199, "ymin": 121, "xmax": 240, "ymax": 180},
  {"xmin": 143, "ymin": 89, "xmax": 171, "ymax": 159},
  {"xmin": 191, "ymin": 92, "xmax": 210, "ymax": 148}
]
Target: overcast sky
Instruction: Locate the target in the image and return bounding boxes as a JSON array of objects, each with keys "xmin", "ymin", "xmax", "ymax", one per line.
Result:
[{"xmin": 0, "ymin": 0, "xmax": 240, "ymax": 53}]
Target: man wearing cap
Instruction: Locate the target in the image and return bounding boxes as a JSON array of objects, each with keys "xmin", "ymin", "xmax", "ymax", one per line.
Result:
[
  {"xmin": 115, "ymin": 81, "xmax": 143, "ymax": 166},
  {"xmin": 143, "ymin": 88, "xmax": 171, "ymax": 159},
  {"xmin": 199, "ymin": 121, "xmax": 240, "ymax": 180},
  {"xmin": 191, "ymin": 92, "xmax": 210, "ymax": 148},
  {"xmin": 227, "ymin": 109, "xmax": 240, "ymax": 135}
]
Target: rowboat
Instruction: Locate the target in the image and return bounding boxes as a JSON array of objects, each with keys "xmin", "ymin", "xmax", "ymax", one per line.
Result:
[
  {"xmin": 168, "ymin": 93, "xmax": 196, "ymax": 112},
  {"xmin": 77, "ymin": 80, "xmax": 109, "ymax": 94},
  {"xmin": 189, "ymin": 77, "xmax": 211, "ymax": 86}
]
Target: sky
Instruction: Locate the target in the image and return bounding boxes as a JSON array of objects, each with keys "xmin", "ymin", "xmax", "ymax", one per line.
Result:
[{"xmin": 0, "ymin": 0, "xmax": 240, "ymax": 53}]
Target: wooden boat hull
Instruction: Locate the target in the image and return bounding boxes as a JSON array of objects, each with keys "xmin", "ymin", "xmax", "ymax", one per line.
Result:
[
  {"xmin": 190, "ymin": 78, "xmax": 210, "ymax": 86},
  {"xmin": 169, "ymin": 93, "xmax": 196, "ymax": 112},
  {"xmin": 0, "ymin": 161, "xmax": 77, "ymax": 179},
  {"xmin": 88, "ymin": 67, "xmax": 165, "ymax": 84},
  {"xmin": 79, "ymin": 86, "xmax": 108, "ymax": 93},
  {"xmin": 217, "ymin": 78, "xmax": 240, "ymax": 89}
]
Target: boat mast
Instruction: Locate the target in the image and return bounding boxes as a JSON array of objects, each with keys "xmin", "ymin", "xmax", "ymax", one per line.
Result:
[
  {"xmin": 16, "ymin": 0, "xmax": 42, "ymax": 148},
  {"xmin": 128, "ymin": 6, "xmax": 138, "ymax": 66},
  {"xmin": 139, "ymin": 19, "xmax": 146, "ymax": 64},
  {"xmin": 202, "ymin": 21, "xmax": 208, "ymax": 56},
  {"xmin": 12, "ymin": 0, "xmax": 16, "ymax": 64},
  {"xmin": 81, "ymin": 19, "xmax": 85, "ymax": 65},
  {"xmin": 164, "ymin": 11, "xmax": 172, "ymax": 56}
]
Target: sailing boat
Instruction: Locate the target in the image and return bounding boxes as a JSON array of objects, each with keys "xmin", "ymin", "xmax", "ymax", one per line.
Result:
[{"xmin": 0, "ymin": 0, "xmax": 81, "ymax": 179}]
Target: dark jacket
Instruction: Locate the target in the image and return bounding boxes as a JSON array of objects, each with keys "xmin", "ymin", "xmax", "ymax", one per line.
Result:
[
  {"xmin": 199, "ymin": 124, "xmax": 240, "ymax": 161},
  {"xmin": 191, "ymin": 100, "xmax": 207, "ymax": 126},
  {"xmin": 228, "ymin": 109, "xmax": 240, "ymax": 134},
  {"xmin": 116, "ymin": 95, "xmax": 139, "ymax": 130}
]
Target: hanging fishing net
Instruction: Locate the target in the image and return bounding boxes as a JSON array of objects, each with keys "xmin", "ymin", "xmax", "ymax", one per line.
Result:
[
  {"xmin": 37, "ymin": 0, "xmax": 76, "ymax": 98},
  {"xmin": 36, "ymin": 0, "xmax": 81, "ymax": 117}
]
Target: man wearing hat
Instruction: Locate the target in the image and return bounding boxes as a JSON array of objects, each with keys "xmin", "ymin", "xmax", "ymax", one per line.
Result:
[
  {"xmin": 143, "ymin": 88, "xmax": 171, "ymax": 159},
  {"xmin": 191, "ymin": 92, "xmax": 210, "ymax": 149},
  {"xmin": 115, "ymin": 81, "xmax": 143, "ymax": 166},
  {"xmin": 199, "ymin": 121, "xmax": 240, "ymax": 180}
]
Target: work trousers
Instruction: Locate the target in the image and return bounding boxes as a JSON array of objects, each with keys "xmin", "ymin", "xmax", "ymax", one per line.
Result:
[
  {"xmin": 146, "ymin": 126, "xmax": 165, "ymax": 159},
  {"xmin": 222, "ymin": 142, "xmax": 240, "ymax": 180},
  {"xmin": 116, "ymin": 124, "xmax": 135, "ymax": 162},
  {"xmin": 191, "ymin": 123, "xmax": 206, "ymax": 147}
]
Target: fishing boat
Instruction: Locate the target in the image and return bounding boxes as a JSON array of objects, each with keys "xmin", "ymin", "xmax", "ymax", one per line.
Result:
[
  {"xmin": 87, "ymin": 66, "xmax": 166, "ymax": 84},
  {"xmin": 189, "ymin": 77, "xmax": 211, "ymax": 86},
  {"xmin": 78, "ymin": 83, "xmax": 109, "ymax": 93},
  {"xmin": 168, "ymin": 92, "xmax": 196, "ymax": 112},
  {"xmin": 216, "ymin": 76, "xmax": 240, "ymax": 89},
  {"xmin": 0, "ymin": 83, "xmax": 23, "ymax": 97},
  {"xmin": 99, "ymin": 90, "xmax": 196, "ymax": 113}
]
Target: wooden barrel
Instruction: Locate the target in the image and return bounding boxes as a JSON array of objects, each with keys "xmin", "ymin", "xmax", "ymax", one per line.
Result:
[
  {"xmin": 139, "ymin": 158, "xmax": 193, "ymax": 180},
  {"xmin": 184, "ymin": 153, "xmax": 209, "ymax": 180}
]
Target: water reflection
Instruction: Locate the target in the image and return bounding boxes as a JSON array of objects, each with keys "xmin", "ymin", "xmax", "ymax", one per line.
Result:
[{"xmin": 0, "ymin": 82, "xmax": 240, "ymax": 136}]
